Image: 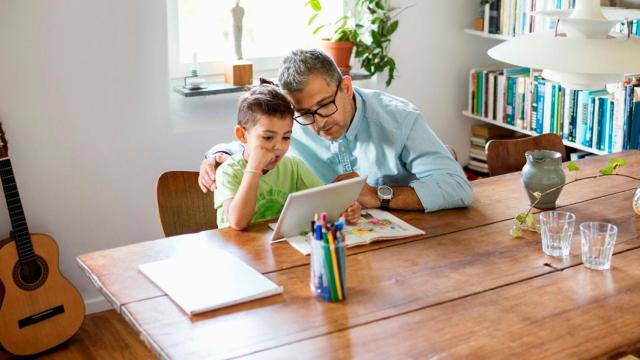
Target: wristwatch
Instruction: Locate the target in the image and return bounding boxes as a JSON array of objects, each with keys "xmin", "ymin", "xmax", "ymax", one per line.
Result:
[{"xmin": 377, "ymin": 185, "xmax": 393, "ymax": 209}]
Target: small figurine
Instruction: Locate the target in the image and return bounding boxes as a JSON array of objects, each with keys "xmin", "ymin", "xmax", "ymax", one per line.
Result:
[{"xmin": 232, "ymin": 1, "xmax": 245, "ymax": 60}]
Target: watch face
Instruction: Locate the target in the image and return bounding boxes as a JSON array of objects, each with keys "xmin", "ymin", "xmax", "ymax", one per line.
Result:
[{"xmin": 378, "ymin": 185, "xmax": 392, "ymax": 197}]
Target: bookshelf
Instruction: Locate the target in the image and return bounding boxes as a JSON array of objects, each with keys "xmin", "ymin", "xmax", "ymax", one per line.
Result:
[
  {"xmin": 462, "ymin": 111, "xmax": 609, "ymax": 155},
  {"xmin": 464, "ymin": 1, "xmax": 640, "ymax": 158}
]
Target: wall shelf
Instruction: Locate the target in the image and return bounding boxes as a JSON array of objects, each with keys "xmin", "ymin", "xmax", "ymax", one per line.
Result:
[
  {"xmin": 463, "ymin": 29, "xmax": 512, "ymax": 41},
  {"xmin": 173, "ymin": 71, "xmax": 373, "ymax": 98},
  {"xmin": 462, "ymin": 110, "xmax": 609, "ymax": 156}
]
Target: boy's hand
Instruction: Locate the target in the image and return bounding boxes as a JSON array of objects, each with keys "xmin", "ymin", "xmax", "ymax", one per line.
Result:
[
  {"xmin": 247, "ymin": 146, "xmax": 276, "ymax": 171},
  {"xmin": 199, "ymin": 153, "xmax": 229, "ymax": 193},
  {"xmin": 343, "ymin": 202, "xmax": 361, "ymax": 224}
]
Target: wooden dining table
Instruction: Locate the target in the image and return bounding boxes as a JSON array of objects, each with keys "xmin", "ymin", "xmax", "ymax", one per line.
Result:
[{"xmin": 77, "ymin": 151, "xmax": 640, "ymax": 359}]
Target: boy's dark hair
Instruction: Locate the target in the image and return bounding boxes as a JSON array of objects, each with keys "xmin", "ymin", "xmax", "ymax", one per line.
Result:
[{"xmin": 237, "ymin": 78, "xmax": 294, "ymax": 128}]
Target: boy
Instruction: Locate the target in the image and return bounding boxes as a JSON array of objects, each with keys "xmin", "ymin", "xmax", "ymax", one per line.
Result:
[{"xmin": 215, "ymin": 79, "xmax": 360, "ymax": 230}]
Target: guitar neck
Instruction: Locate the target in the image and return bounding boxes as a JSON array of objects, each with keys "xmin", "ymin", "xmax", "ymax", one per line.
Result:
[{"xmin": 0, "ymin": 157, "xmax": 35, "ymax": 263}]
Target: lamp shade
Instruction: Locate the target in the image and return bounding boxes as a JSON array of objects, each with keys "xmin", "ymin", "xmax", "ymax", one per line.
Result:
[
  {"xmin": 487, "ymin": 0, "xmax": 640, "ymax": 90},
  {"xmin": 488, "ymin": 34, "xmax": 640, "ymax": 74}
]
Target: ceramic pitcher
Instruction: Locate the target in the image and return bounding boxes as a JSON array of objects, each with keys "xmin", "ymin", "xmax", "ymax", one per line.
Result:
[{"xmin": 521, "ymin": 150, "xmax": 565, "ymax": 209}]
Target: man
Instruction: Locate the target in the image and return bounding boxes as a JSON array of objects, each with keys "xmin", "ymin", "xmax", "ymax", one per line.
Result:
[{"xmin": 199, "ymin": 49, "xmax": 472, "ymax": 211}]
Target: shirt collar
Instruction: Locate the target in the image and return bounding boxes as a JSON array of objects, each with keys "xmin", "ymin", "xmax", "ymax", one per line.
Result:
[{"xmin": 344, "ymin": 87, "xmax": 364, "ymax": 142}]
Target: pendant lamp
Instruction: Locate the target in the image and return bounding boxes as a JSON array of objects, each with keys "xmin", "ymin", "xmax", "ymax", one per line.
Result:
[{"xmin": 488, "ymin": 0, "xmax": 640, "ymax": 90}]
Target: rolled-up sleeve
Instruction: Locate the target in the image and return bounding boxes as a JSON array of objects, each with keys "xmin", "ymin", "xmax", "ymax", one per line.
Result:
[
  {"xmin": 205, "ymin": 141, "xmax": 245, "ymax": 159},
  {"xmin": 401, "ymin": 116, "xmax": 473, "ymax": 212}
]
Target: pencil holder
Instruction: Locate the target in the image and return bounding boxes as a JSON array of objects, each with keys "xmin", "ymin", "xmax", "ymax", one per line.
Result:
[{"xmin": 309, "ymin": 232, "xmax": 347, "ymax": 302}]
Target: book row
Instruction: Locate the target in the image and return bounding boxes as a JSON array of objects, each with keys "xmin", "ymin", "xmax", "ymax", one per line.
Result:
[
  {"xmin": 469, "ymin": 68, "xmax": 640, "ymax": 153},
  {"xmin": 484, "ymin": 0, "xmax": 576, "ymax": 37},
  {"xmin": 484, "ymin": 0, "xmax": 640, "ymax": 38}
]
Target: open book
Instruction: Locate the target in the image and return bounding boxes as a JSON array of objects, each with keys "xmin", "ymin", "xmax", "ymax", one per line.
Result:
[
  {"xmin": 139, "ymin": 250, "xmax": 283, "ymax": 316},
  {"xmin": 285, "ymin": 209, "xmax": 426, "ymax": 256}
]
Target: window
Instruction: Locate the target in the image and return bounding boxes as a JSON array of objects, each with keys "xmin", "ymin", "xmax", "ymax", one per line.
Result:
[{"xmin": 167, "ymin": 0, "xmax": 342, "ymax": 79}]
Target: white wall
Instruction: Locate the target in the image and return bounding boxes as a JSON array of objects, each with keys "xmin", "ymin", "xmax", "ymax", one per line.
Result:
[
  {"xmin": 0, "ymin": 0, "xmax": 492, "ymax": 312},
  {"xmin": 385, "ymin": 0, "xmax": 502, "ymax": 161}
]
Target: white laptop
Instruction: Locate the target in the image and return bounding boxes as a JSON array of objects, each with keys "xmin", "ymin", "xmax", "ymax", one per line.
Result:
[
  {"xmin": 139, "ymin": 250, "xmax": 283, "ymax": 316},
  {"xmin": 270, "ymin": 176, "xmax": 366, "ymax": 242}
]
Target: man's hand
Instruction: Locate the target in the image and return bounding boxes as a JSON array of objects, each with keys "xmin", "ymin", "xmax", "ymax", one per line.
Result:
[
  {"xmin": 198, "ymin": 153, "xmax": 229, "ymax": 193},
  {"xmin": 332, "ymin": 172, "xmax": 380, "ymax": 209},
  {"xmin": 333, "ymin": 172, "xmax": 360, "ymax": 182},
  {"xmin": 358, "ymin": 183, "xmax": 380, "ymax": 209}
]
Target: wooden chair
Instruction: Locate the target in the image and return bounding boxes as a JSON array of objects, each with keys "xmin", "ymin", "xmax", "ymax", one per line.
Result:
[
  {"xmin": 156, "ymin": 171, "xmax": 217, "ymax": 237},
  {"xmin": 485, "ymin": 133, "xmax": 567, "ymax": 176}
]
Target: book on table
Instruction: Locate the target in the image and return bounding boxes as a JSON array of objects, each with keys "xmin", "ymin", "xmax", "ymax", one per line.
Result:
[
  {"xmin": 139, "ymin": 249, "xmax": 283, "ymax": 316},
  {"xmin": 284, "ymin": 209, "xmax": 425, "ymax": 256}
]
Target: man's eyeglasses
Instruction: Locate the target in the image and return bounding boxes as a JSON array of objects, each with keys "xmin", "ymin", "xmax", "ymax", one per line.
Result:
[{"xmin": 293, "ymin": 84, "xmax": 341, "ymax": 126}]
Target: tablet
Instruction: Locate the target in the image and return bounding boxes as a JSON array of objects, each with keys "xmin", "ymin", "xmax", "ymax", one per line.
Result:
[{"xmin": 270, "ymin": 176, "xmax": 366, "ymax": 242}]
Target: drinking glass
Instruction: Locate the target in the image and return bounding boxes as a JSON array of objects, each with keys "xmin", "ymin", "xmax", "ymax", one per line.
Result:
[
  {"xmin": 580, "ymin": 222, "xmax": 618, "ymax": 270},
  {"xmin": 539, "ymin": 211, "xmax": 576, "ymax": 257}
]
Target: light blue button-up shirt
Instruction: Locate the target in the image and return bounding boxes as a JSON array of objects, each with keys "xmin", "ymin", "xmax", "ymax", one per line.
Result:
[{"xmin": 208, "ymin": 87, "xmax": 473, "ymax": 212}]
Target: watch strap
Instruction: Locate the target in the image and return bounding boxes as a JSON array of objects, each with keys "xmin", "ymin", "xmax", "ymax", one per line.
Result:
[{"xmin": 380, "ymin": 198, "xmax": 390, "ymax": 209}]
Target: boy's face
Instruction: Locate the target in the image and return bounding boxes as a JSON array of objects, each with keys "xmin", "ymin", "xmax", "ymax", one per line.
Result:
[{"xmin": 236, "ymin": 115, "xmax": 293, "ymax": 171}]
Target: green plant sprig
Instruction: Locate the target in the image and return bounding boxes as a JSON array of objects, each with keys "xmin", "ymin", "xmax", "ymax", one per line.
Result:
[
  {"xmin": 307, "ymin": 1, "xmax": 360, "ymax": 42},
  {"xmin": 355, "ymin": 0, "xmax": 414, "ymax": 87},
  {"xmin": 306, "ymin": 0, "xmax": 412, "ymax": 87},
  {"xmin": 510, "ymin": 158, "xmax": 640, "ymax": 238}
]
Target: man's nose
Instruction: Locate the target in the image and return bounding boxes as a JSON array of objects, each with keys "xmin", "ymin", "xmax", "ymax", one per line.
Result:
[{"xmin": 314, "ymin": 115, "xmax": 329, "ymax": 129}]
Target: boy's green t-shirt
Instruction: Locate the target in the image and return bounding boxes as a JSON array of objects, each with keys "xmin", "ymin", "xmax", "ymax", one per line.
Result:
[{"xmin": 214, "ymin": 154, "xmax": 325, "ymax": 228}]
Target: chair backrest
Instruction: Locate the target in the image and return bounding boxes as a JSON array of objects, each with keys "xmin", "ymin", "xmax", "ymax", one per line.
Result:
[
  {"xmin": 156, "ymin": 171, "xmax": 217, "ymax": 237},
  {"xmin": 485, "ymin": 133, "xmax": 567, "ymax": 176}
]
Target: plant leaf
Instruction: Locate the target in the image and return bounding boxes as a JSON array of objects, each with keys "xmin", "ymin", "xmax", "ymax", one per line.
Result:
[
  {"xmin": 308, "ymin": 13, "xmax": 319, "ymax": 26},
  {"xmin": 312, "ymin": 24, "xmax": 326, "ymax": 35},
  {"xmin": 526, "ymin": 213, "xmax": 534, "ymax": 227},
  {"xmin": 567, "ymin": 162, "xmax": 579, "ymax": 172},
  {"xmin": 532, "ymin": 191, "xmax": 542, "ymax": 199},
  {"xmin": 370, "ymin": 29, "xmax": 382, "ymax": 47},
  {"xmin": 386, "ymin": 20, "xmax": 399, "ymax": 36},
  {"xmin": 515, "ymin": 213, "xmax": 527, "ymax": 225},
  {"xmin": 510, "ymin": 226, "xmax": 523, "ymax": 238},
  {"xmin": 308, "ymin": 0, "xmax": 322, "ymax": 12},
  {"xmin": 334, "ymin": 15, "xmax": 349, "ymax": 26},
  {"xmin": 599, "ymin": 166, "xmax": 614, "ymax": 176},
  {"xmin": 609, "ymin": 158, "xmax": 625, "ymax": 167},
  {"xmin": 331, "ymin": 28, "xmax": 349, "ymax": 42}
]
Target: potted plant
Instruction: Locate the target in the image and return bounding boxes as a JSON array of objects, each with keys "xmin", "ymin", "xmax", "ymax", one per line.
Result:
[
  {"xmin": 306, "ymin": 0, "xmax": 410, "ymax": 86},
  {"xmin": 306, "ymin": 0, "xmax": 360, "ymax": 75}
]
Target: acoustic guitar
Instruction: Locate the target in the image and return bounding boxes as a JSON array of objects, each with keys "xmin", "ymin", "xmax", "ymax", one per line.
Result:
[{"xmin": 0, "ymin": 123, "xmax": 84, "ymax": 356}]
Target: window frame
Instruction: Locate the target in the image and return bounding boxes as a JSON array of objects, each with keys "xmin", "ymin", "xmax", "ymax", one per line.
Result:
[{"xmin": 166, "ymin": 0, "xmax": 334, "ymax": 80}]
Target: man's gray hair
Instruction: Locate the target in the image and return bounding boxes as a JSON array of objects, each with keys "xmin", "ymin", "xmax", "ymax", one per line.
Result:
[{"xmin": 277, "ymin": 49, "xmax": 343, "ymax": 92}]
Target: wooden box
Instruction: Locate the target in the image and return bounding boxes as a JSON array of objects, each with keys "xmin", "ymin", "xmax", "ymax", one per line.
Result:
[{"xmin": 224, "ymin": 60, "xmax": 253, "ymax": 86}]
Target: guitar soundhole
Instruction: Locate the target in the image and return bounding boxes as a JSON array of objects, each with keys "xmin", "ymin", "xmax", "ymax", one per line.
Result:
[{"xmin": 12, "ymin": 256, "xmax": 48, "ymax": 291}]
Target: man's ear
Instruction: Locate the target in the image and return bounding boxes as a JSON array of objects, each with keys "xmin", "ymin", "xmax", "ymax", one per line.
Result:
[
  {"xmin": 235, "ymin": 125, "xmax": 248, "ymax": 144},
  {"xmin": 341, "ymin": 75, "xmax": 353, "ymax": 97}
]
